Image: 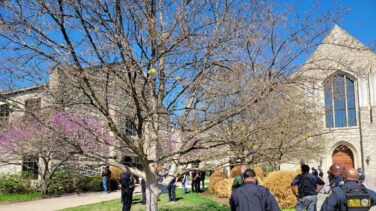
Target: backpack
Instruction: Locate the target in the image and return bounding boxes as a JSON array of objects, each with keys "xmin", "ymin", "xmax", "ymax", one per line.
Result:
[
  {"xmin": 119, "ymin": 172, "xmax": 134, "ymax": 188},
  {"xmin": 344, "ymin": 185, "xmax": 372, "ymax": 211}
]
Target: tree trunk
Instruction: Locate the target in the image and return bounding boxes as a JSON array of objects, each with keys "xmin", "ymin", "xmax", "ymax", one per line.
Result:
[
  {"xmin": 145, "ymin": 178, "xmax": 162, "ymax": 211},
  {"xmin": 40, "ymin": 179, "xmax": 49, "ymax": 196}
]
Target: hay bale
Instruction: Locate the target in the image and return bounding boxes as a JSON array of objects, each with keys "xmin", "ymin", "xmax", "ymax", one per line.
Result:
[
  {"xmin": 208, "ymin": 169, "xmax": 225, "ymax": 193},
  {"xmin": 261, "ymin": 170, "xmax": 298, "ymax": 209},
  {"xmin": 254, "ymin": 166, "xmax": 267, "ymax": 181},
  {"xmin": 214, "ymin": 178, "xmax": 233, "ymax": 198},
  {"xmin": 229, "ymin": 166, "xmax": 241, "ymax": 178}
]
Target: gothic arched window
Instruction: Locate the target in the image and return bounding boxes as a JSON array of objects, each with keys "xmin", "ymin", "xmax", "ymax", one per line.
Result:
[{"xmin": 324, "ymin": 74, "xmax": 357, "ymax": 128}]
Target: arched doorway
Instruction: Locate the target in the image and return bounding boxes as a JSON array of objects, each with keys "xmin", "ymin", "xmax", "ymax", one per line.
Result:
[{"xmin": 332, "ymin": 145, "xmax": 354, "ymax": 170}]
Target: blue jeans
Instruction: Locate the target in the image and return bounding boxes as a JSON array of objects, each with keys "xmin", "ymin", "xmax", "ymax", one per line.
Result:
[
  {"xmin": 103, "ymin": 176, "xmax": 108, "ymax": 192},
  {"xmin": 296, "ymin": 195, "xmax": 317, "ymax": 211},
  {"xmin": 182, "ymin": 184, "xmax": 187, "ymax": 193}
]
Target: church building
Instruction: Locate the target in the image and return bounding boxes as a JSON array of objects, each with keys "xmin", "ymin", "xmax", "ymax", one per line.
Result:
[{"xmin": 283, "ymin": 25, "xmax": 376, "ymax": 184}]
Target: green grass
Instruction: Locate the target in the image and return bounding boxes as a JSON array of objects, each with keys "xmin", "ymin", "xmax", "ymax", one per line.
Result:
[
  {"xmin": 0, "ymin": 192, "xmax": 42, "ymax": 204},
  {"xmin": 62, "ymin": 190, "xmax": 230, "ymax": 211}
]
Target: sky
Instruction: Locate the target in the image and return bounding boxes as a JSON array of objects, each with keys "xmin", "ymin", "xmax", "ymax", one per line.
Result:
[{"xmin": 295, "ymin": 0, "xmax": 376, "ymax": 48}]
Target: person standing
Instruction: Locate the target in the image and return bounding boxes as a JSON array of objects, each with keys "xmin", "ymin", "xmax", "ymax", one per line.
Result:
[
  {"xmin": 318, "ymin": 165, "xmax": 324, "ymax": 178},
  {"xmin": 358, "ymin": 167, "xmax": 366, "ymax": 184},
  {"xmin": 321, "ymin": 168, "xmax": 376, "ymax": 211},
  {"xmin": 232, "ymin": 165, "xmax": 247, "ymax": 190},
  {"xmin": 167, "ymin": 176, "xmax": 178, "ymax": 202},
  {"xmin": 291, "ymin": 164, "xmax": 325, "ymax": 211},
  {"xmin": 102, "ymin": 166, "xmax": 112, "ymax": 193},
  {"xmin": 191, "ymin": 170, "xmax": 197, "ymax": 192},
  {"xmin": 182, "ymin": 172, "xmax": 190, "ymax": 193},
  {"xmin": 230, "ymin": 169, "xmax": 280, "ymax": 211},
  {"xmin": 194, "ymin": 171, "xmax": 201, "ymax": 192},
  {"xmin": 141, "ymin": 178, "xmax": 146, "ymax": 205},
  {"xmin": 311, "ymin": 167, "xmax": 318, "ymax": 177},
  {"xmin": 119, "ymin": 170, "xmax": 135, "ymax": 211},
  {"xmin": 200, "ymin": 171, "xmax": 206, "ymax": 190},
  {"xmin": 328, "ymin": 164, "xmax": 344, "ymax": 189}
]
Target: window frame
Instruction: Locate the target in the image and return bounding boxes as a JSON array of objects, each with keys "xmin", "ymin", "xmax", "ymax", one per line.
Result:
[
  {"xmin": 324, "ymin": 73, "xmax": 357, "ymax": 128},
  {"xmin": 124, "ymin": 120, "xmax": 137, "ymax": 136},
  {"xmin": 0, "ymin": 103, "xmax": 11, "ymax": 123},
  {"xmin": 22, "ymin": 156, "xmax": 39, "ymax": 179}
]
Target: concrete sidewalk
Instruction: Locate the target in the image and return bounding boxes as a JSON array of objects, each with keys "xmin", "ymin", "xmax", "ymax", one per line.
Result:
[{"xmin": 0, "ymin": 187, "xmax": 140, "ymax": 211}]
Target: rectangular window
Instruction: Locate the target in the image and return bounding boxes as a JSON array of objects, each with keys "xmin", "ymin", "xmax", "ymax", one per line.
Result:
[
  {"xmin": 124, "ymin": 120, "xmax": 136, "ymax": 136},
  {"xmin": 324, "ymin": 83, "xmax": 334, "ymax": 128},
  {"xmin": 0, "ymin": 104, "xmax": 10, "ymax": 123},
  {"xmin": 22, "ymin": 156, "xmax": 38, "ymax": 179},
  {"xmin": 346, "ymin": 78, "xmax": 357, "ymax": 126},
  {"xmin": 25, "ymin": 98, "xmax": 41, "ymax": 111}
]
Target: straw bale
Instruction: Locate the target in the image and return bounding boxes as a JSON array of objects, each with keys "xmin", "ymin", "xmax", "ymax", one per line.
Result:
[{"xmin": 261, "ymin": 170, "xmax": 298, "ymax": 209}]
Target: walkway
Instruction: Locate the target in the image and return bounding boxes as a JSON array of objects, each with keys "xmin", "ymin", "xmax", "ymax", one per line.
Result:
[{"xmin": 0, "ymin": 187, "xmax": 140, "ymax": 211}]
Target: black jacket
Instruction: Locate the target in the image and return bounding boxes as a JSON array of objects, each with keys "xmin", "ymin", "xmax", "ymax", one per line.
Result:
[{"xmin": 230, "ymin": 181, "xmax": 280, "ymax": 211}]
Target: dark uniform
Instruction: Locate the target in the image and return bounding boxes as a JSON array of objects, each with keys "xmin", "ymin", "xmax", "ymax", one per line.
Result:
[
  {"xmin": 200, "ymin": 171, "xmax": 206, "ymax": 189},
  {"xmin": 191, "ymin": 171, "xmax": 197, "ymax": 192},
  {"xmin": 141, "ymin": 179, "xmax": 146, "ymax": 204},
  {"xmin": 321, "ymin": 181, "xmax": 376, "ymax": 211},
  {"xmin": 291, "ymin": 172, "xmax": 325, "ymax": 211},
  {"xmin": 119, "ymin": 172, "xmax": 135, "ymax": 211},
  {"xmin": 230, "ymin": 181, "xmax": 280, "ymax": 211},
  {"xmin": 167, "ymin": 177, "xmax": 177, "ymax": 201},
  {"xmin": 194, "ymin": 172, "xmax": 201, "ymax": 192}
]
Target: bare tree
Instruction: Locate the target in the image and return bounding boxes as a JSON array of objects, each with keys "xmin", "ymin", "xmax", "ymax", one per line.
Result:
[
  {"xmin": 209, "ymin": 79, "xmax": 328, "ymax": 169},
  {"xmin": 0, "ymin": 0, "xmax": 342, "ymax": 210}
]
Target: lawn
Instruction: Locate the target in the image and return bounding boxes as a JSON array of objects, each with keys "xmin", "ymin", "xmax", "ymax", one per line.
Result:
[
  {"xmin": 0, "ymin": 192, "xmax": 42, "ymax": 204},
  {"xmin": 62, "ymin": 190, "xmax": 230, "ymax": 211}
]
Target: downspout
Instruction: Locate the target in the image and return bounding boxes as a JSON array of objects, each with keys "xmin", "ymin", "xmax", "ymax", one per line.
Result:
[{"xmin": 356, "ymin": 78, "xmax": 365, "ymax": 172}]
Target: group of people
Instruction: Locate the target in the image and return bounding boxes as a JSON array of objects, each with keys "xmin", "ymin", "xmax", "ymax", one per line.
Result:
[
  {"xmin": 103, "ymin": 164, "xmax": 376, "ymax": 211},
  {"xmin": 101, "ymin": 166, "xmax": 208, "ymax": 211},
  {"xmin": 229, "ymin": 164, "xmax": 376, "ymax": 211}
]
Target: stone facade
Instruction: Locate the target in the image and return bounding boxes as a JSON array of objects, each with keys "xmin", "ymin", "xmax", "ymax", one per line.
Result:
[
  {"xmin": 0, "ymin": 68, "xmax": 141, "ymax": 177},
  {"xmin": 282, "ymin": 25, "xmax": 376, "ymax": 182}
]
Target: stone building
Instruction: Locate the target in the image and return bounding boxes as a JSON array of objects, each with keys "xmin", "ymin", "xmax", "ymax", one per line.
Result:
[
  {"xmin": 282, "ymin": 25, "xmax": 376, "ymax": 183},
  {"xmin": 0, "ymin": 66, "xmax": 143, "ymax": 177}
]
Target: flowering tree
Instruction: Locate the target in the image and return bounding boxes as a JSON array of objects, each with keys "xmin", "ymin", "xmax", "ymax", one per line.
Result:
[
  {"xmin": 0, "ymin": 0, "xmax": 343, "ymax": 209},
  {"xmin": 0, "ymin": 111, "xmax": 112, "ymax": 195}
]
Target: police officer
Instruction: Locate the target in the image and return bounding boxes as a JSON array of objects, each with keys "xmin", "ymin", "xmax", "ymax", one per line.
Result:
[
  {"xmin": 230, "ymin": 169, "xmax": 280, "ymax": 211},
  {"xmin": 321, "ymin": 168, "xmax": 376, "ymax": 211},
  {"xmin": 329, "ymin": 164, "xmax": 345, "ymax": 189},
  {"xmin": 191, "ymin": 170, "xmax": 197, "ymax": 192},
  {"xmin": 119, "ymin": 170, "xmax": 135, "ymax": 211},
  {"xmin": 291, "ymin": 164, "xmax": 325, "ymax": 211}
]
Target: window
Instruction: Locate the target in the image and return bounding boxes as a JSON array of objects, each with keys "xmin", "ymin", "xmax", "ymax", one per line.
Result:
[
  {"xmin": 324, "ymin": 74, "xmax": 357, "ymax": 128},
  {"xmin": 25, "ymin": 98, "xmax": 41, "ymax": 111},
  {"xmin": 0, "ymin": 104, "xmax": 10, "ymax": 123},
  {"xmin": 22, "ymin": 156, "xmax": 39, "ymax": 179},
  {"xmin": 124, "ymin": 120, "xmax": 136, "ymax": 136}
]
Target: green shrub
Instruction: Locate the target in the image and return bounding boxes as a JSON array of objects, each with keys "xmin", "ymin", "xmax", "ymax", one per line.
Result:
[
  {"xmin": 86, "ymin": 177, "xmax": 102, "ymax": 192},
  {"xmin": 47, "ymin": 170, "xmax": 92, "ymax": 195},
  {"xmin": 0, "ymin": 175, "xmax": 30, "ymax": 194}
]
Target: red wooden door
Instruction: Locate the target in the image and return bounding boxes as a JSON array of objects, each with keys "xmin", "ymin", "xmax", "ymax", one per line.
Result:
[{"xmin": 332, "ymin": 145, "xmax": 354, "ymax": 170}]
